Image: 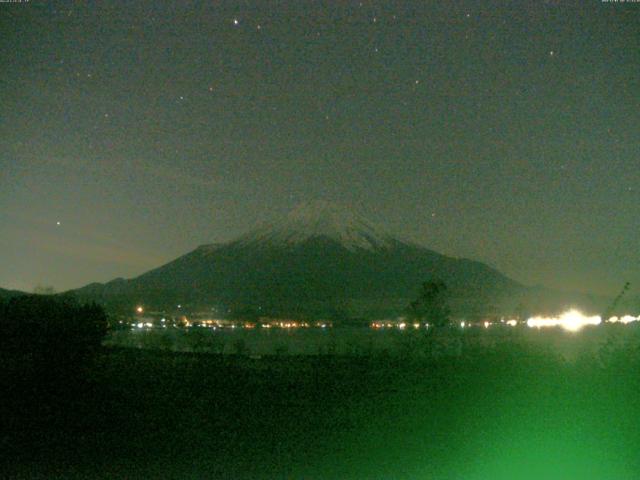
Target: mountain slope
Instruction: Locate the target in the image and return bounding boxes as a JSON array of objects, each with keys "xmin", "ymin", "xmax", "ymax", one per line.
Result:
[{"xmin": 72, "ymin": 201, "xmax": 523, "ymax": 318}]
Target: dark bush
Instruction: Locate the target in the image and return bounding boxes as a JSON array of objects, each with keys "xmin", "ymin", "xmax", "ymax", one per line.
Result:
[
  {"xmin": 0, "ymin": 294, "xmax": 108, "ymax": 363},
  {"xmin": 0, "ymin": 295, "xmax": 110, "ymax": 466}
]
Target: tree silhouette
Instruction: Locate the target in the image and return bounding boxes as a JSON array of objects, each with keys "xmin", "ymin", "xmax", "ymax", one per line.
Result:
[
  {"xmin": 0, "ymin": 294, "xmax": 108, "ymax": 361},
  {"xmin": 33, "ymin": 285, "xmax": 56, "ymax": 295},
  {"xmin": 602, "ymin": 282, "xmax": 631, "ymax": 320},
  {"xmin": 408, "ymin": 280, "xmax": 451, "ymax": 328}
]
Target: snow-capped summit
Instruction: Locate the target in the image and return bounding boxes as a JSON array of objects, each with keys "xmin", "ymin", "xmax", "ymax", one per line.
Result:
[
  {"xmin": 71, "ymin": 199, "xmax": 524, "ymax": 319},
  {"xmin": 236, "ymin": 200, "xmax": 397, "ymax": 251}
]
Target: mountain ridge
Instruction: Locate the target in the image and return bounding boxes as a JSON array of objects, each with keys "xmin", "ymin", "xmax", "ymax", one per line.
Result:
[
  {"xmin": 69, "ymin": 201, "xmax": 531, "ymax": 318},
  {"xmin": 68, "ymin": 201, "xmax": 618, "ymax": 319}
]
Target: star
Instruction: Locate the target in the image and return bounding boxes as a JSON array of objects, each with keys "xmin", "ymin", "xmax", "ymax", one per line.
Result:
[
  {"xmin": 549, "ymin": 50, "xmax": 555, "ymax": 57},
  {"xmin": 233, "ymin": 18, "xmax": 239, "ymax": 26},
  {"xmin": 56, "ymin": 221, "xmax": 61, "ymax": 226}
]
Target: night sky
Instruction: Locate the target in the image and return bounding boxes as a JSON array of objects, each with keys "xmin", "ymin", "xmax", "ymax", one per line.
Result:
[{"xmin": 1, "ymin": 0, "xmax": 638, "ymax": 296}]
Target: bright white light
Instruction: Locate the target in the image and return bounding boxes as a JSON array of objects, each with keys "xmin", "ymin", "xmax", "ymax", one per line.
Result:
[
  {"xmin": 136, "ymin": 322, "xmax": 144, "ymax": 329},
  {"xmin": 527, "ymin": 309, "xmax": 601, "ymax": 332},
  {"xmin": 506, "ymin": 319, "xmax": 517, "ymax": 327},
  {"xmin": 460, "ymin": 321, "xmax": 466, "ymax": 328},
  {"xmin": 136, "ymin": 306, "xmax": 143, "ymax": 313},
  {"xmin": 608, "ymin": 315, "xmax": 639, "ymax": 325}
]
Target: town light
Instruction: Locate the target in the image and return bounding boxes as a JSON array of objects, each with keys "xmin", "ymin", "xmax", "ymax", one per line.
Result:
[
  {"xmin": 608, "ymin": 315, "xmax": 639, "ymax": 324},
  {"xmin": 527, "ymin": 309, "xmax": 601, "ymax": 332}
]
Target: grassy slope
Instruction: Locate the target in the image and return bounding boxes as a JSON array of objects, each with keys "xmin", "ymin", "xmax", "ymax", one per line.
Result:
[{"xmin": 2, "ymin": 342, "xmax": 640, "ymax": 480}]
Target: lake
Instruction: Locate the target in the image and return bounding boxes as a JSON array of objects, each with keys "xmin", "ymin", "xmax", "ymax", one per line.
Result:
[{"xmin": 104, "ymin": 323, "xmax": 640, "ymax": 361}]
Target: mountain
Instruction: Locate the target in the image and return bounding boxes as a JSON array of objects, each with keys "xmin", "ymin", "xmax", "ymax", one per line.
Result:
[{"xmin": 71, "ymin": 201, "xmax": 528, "ymax": 319}]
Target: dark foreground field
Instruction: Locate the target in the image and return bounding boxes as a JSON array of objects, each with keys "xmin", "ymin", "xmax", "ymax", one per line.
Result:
[{"xmin": 2, "ymin": 339, "xmax": 640, "ymax": 480}]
